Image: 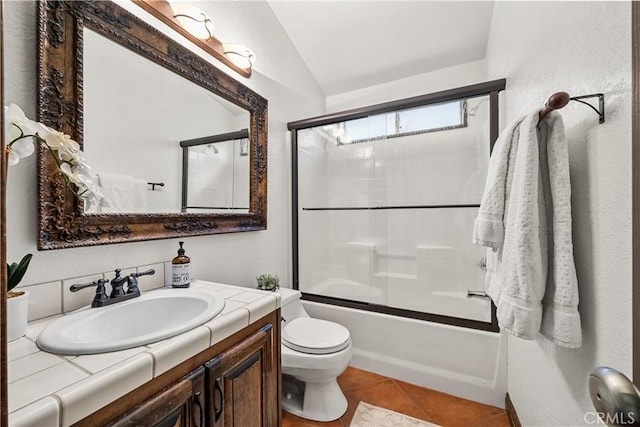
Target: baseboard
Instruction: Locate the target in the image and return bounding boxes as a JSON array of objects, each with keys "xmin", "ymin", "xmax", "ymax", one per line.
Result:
[{"xmin": 505, "ymin": 393, "xmax": 522, "ymax": 427}]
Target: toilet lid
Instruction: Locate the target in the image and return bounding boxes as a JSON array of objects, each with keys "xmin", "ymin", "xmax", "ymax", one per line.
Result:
[{"xmin": 282, "ymin": 318, "xmax": 351, "ymax": 355}]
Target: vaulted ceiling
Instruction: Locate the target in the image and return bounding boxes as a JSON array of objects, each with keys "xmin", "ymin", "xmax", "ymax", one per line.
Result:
[{"xmin": 268, "ymin": 1, "xmax": 495, "ymax": 96}]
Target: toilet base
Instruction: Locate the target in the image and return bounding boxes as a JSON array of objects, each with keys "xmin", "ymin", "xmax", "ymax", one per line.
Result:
[{"xmin": 282, "ymin": 374, "xmax": 348, "ymax": 422}]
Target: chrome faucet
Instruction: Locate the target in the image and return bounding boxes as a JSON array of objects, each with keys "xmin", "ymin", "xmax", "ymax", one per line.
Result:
[{"xmin": 70, "ymin": 268, "xmax": 155, "ymax": 308}]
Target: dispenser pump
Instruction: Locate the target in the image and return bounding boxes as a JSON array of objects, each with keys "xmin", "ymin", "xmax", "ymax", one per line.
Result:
[{"xmin": 172, "ymin": 241, "xmax": 191, "ymax": 288}]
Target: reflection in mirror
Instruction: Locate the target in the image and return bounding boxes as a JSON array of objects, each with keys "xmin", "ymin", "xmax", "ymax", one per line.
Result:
[
  {"xmin": 83, "ymin": 28, "xmax": 250, "ymax": 214},
  {"xmin": 38, "ymin": 0, "xmax": 267, "ymax": 249},
  {"xmin": 180, "ymin": 129, "xmax": 250, "ymax": 213}
]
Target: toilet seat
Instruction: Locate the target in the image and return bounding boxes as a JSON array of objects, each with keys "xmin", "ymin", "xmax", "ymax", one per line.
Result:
[{"xmin": 282, "ymin": 317, "xmax": 351, "ymax": 355}]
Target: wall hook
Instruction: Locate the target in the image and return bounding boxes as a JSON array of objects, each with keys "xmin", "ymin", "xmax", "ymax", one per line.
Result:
[{"xmin": 540, "ymin": 92, "xmax": 605, "ymax": 124}]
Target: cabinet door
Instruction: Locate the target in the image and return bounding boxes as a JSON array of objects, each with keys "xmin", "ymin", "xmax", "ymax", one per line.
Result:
[
  {"xmin": 205, "ymin": 324, "xmax": 276, "ymax": 427},
  {"xmin": 111, "ymin": 367, "xmax": 205, "ymax": 427}
]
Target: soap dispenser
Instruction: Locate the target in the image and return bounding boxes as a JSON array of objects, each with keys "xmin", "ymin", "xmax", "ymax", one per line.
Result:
[{"xmin": 172, "ymin": 241, "xmax": 191, "ymax": 288}]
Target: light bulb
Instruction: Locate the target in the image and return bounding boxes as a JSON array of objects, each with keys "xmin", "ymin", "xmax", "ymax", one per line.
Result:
[
  {"xmin": 170, "ymin": 4, "xmax": 214, "ymax": 40},
  {"xmin": 223, "ymin": 44, "xmax": 256, "ymax": 70}
]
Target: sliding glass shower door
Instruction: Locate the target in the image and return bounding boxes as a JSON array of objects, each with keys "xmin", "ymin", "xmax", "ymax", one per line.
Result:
[{"xmin": 292, "ymin": 82, "xmax": 504, "ymax": 329}]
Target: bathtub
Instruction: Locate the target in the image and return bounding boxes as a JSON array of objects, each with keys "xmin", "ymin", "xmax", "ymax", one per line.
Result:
[{"xmin": 302, "ymin": 300, "xmax": 507, "ymax": 408}]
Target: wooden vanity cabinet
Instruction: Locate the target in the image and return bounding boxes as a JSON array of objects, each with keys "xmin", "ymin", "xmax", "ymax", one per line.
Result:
[
  {"xmin": 206, "ymin": 324, "xmax": 275, "ymax": 427},
  {"xmin": 110, "ymin": 367, "xmax": 205, "ymax": 427},
  {"xmin": 75, "ymin": 310, "xmax": 281, "ymax": 427}
]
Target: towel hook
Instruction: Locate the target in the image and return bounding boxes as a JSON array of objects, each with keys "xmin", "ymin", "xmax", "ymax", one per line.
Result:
[{"xmin": 539, "ymin": 91, "xmax": 605, "ymax": 124}]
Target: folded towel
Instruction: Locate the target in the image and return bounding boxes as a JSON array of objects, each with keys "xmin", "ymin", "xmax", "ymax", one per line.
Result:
[
  {"xmin": 133, "ymin": 179, "xmax": 148, "ymax": 213},
  {"xmin": 538, "ymin": 113, "xmax": 581, "ymax": 348},
  {"xmin": 473, "ymin": 110, "xmax": 581, "ymax": 348},
  {"xmin": 98, "ymin": 173, "xmax": 135, "ymax": 213}
]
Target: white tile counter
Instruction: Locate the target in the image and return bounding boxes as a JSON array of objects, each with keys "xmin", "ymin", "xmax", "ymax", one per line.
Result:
[{"xmin": 8, "ymin": 281, "xmax": 280, "ymax": 427}]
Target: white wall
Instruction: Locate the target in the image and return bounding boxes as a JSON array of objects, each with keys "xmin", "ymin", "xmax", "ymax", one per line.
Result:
[
  {"xmin": 326, "ymin": 59, "xmax": 487, "ymax": 113},
  {"xmin": 485, "ymin": 2, "xmax": 632, "ymax": 426},
  {"xmin": 3, "ymin": 1, "xmax": 324, "ymax": 290}
]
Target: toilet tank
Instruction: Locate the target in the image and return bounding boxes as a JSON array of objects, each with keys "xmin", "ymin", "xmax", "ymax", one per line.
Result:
[{"xmin": 277, "ymin": 287, "xmax": 309, "ymax": 321}]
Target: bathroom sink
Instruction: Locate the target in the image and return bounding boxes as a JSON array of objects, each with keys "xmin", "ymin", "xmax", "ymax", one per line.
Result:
[{"xmin": 37, "ymin": 289, "xmax": 225, "ymax": 355}]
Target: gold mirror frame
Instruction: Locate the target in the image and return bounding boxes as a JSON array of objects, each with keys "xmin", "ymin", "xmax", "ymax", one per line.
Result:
[{"xmin": 37, "ymin": 0, "xmax": 268, "ymax": 250}]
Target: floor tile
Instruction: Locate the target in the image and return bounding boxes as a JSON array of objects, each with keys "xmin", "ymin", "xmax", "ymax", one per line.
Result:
[
  {"xmin": 471, "ymin": 412, "xmax": 512, "ymax": 427},
  {"xmin": 341, "ymin": 379, "xmax": 435, "ymax": 425},
  {"xmin": 281, "ymin": 367, "xmax": 509, "ymax": 427},
  {"xmin": 395, "ymin": 379, "xmax": 504, "ymax": 427},
  {"xmin": 337, "ymin": 366, "xmax": 388, "ymax": 391},
  {"xmin": 282, "ymin": 411, "xmax": 343, "ymax": 427}
]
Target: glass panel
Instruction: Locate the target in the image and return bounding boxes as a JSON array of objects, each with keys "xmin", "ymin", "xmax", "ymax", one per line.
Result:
[
  {"xmin": 184, "ymin": 137, "xmax": 249, "ymax": 214},
  {"xmin": 397, "ymin": 100, "xmax": 464, "ymax": 133},
  {"xmin": 297, "ymin": 94, "xmax": 491, "ymax": 323},
  {"xmin": 341, "ymin": 113, "xmax": 393, "ymax": 144},
  {"xmin": 382, "ymin": 208, "xmax": 489, "ymax": 322}
]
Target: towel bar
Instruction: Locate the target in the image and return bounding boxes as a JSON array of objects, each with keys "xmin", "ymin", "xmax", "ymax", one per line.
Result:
[{"xmin": 539, "ymin": 92, "xmax": 605, "ymax": 124}]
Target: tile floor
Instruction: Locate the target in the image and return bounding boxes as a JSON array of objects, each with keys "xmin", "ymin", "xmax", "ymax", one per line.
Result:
[{"xmin": 282, "ymin": 367, "xmax": 511, "ymax": 427}]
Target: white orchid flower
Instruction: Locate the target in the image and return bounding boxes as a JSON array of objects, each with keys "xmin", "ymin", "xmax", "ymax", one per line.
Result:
[
  {"xmin": 34, "ymin": 123, "xmax": 78, "ymax": 151},
  {"xmin": 60, "ymin": 163, "xmax": 104, "ymax": 203},
  {"xmin": 5, "ymin": 104, "xmax": 38, "ymax": 140},
  {"xmin": 7, "ymin": 138, "xmax": 35, "ymax": 166},
  {"xmin": 5, "ymin": 103, "xmax": 104, "ymax": 204},
  {"xmin": 5, "ymin": 104, "xmax": 40, "ymax": 165}
]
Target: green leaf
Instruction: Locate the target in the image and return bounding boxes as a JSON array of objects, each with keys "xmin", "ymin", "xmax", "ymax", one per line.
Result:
[{"xmin": 7, "ymin": 254, "xmax": 32, "ymax": 291}]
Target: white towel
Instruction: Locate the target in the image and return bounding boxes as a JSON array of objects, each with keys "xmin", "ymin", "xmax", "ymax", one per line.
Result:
[
  {"xmin": 133, "ymin": 179, "xmax": 148, "ymax": 213},
  {"xmin": 98, "ymin": 173, "xmax": 135, "ymax": 213},
  {"xmin": 473, "ymin": 110, "xmax": 581, "ymax": 348}
]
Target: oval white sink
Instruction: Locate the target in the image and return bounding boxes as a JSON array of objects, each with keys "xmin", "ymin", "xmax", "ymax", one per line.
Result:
[{"xmin": 37, "ymin": 289, "xmax": 225, "ymax": 355}]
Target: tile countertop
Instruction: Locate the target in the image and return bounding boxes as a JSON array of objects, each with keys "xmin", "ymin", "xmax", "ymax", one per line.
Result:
[{"xmin": 8, "ymin": 280, "xmax": 281, "ymax": 427}]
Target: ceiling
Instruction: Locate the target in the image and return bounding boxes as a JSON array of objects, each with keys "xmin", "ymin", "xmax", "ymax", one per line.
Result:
[{"xmin": 268, "ymin": 1, "xmax": 495, "ymax": 96}]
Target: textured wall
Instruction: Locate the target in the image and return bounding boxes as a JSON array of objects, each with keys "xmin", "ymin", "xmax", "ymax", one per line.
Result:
[
  {"xmin": 3, "ymin": 1, "xmax": 324, "ymax": 289},
  {"xmin": 485, "ymin": 2, "xmax": 632, "ymax": 426}
]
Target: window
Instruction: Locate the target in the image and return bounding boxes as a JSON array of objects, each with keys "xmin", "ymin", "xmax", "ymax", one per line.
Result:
[{"xmin": 337, "ymin": 100, "xmax": 467, "ymax": 145}]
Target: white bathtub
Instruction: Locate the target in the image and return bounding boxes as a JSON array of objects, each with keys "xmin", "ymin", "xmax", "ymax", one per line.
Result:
[{"xmin": 303, "ymin": 300, "xmax": 507, "ymax": 408}]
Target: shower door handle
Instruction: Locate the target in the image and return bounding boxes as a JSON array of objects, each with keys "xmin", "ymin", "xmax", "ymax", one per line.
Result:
[{"xmin": 589, "ymin": 366, "xmax": 640, "ymax": 426}]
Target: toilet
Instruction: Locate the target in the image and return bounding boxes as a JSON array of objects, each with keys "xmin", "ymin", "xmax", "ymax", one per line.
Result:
[{"xmin": 278, "ymin": 288, "xmax": 352, "ymax": 422}]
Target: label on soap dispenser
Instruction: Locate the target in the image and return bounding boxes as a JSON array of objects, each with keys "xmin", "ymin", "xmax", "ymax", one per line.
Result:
[{"xmin": 172, "ymin": 263, "xmax": 191, "ymax": 288}]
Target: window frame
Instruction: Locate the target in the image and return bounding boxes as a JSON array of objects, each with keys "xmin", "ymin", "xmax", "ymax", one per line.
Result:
[{"xmin": 337, "ymin": 100, "xmax": 468, "ymax": 146}]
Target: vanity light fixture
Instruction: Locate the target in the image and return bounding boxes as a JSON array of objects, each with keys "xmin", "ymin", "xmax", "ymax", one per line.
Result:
[
  {"xmin": 169, "ymin": 3, "xmax": 215, "ymax": 41},
  {"xmin": 223, "ymin": 44, "xmax": 256, "ymax": 71},
  {"xmin": 133, "ymin": 0, "xmax": 253, "ymax": 77}
]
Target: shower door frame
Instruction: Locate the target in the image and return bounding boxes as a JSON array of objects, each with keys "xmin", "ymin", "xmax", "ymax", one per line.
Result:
[{"xmin": 288, "ymin": 78, "xmax": 506, "ymax": 333}]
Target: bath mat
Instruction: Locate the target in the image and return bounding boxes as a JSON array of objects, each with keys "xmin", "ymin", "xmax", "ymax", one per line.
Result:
[{"xmin": 350, "ymin": 402, "xmax": 440, "ymax": 427}]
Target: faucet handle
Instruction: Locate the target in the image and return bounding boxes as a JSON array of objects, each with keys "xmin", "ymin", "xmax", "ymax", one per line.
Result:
[
  {"xmin": 126, "ymin": 269, "xmax": 154, "ymax": 295},
  {"xmin": 70, "ymin": 278, "xmax": 108, "ymax": 292},
  {"xmin": 70, "ymin": 279, "xmax": 109, "ymax": 307},
  {"xmin": 131, "ymin": 268, "xmax": 155, "ymax": 278}
]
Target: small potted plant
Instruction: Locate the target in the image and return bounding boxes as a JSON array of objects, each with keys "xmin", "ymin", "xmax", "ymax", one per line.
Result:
[
  {"xmin": 7, "ymin": 253, "xmax": 32, "ymax": 341},
  {"xmin": 256, "ymin": 274, "xmax": 279, "ymax": 291}
]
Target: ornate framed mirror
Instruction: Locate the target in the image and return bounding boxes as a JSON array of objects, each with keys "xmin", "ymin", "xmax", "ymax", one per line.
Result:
[{"xmin": 37, "ymin": 0, "xmax": 268, "ymax": 250}]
